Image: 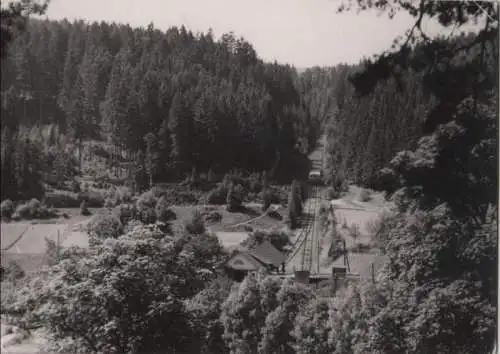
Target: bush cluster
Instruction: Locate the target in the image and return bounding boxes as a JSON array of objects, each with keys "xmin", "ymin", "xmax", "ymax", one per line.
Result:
[
  {"xmin": 44, "ymin": 190, "xmax": 105, "ymax": 208},
  {"xmin": 348, "ymin": 223, "xmax": 361, "ymax": 240},
  {"xmin": 226, "ymin": 183, "xmax": 244, "ymax": 211},
  {"xmin": 242, "ymin": 229, "xmax": 291, "ymax": 253},
  {"xmin": 261, "ymin": 187, "xmax": 284, "ymax": 211},
  {"xmin": 204, "ymin": 211, "xmax": 222, "ymax": 223},
  {"xmin": 87, "ymin": 213, "xmax": 123, "ymax": 241},
  {"xmin": 116, "ymin": 190, "xmax": 176, "ymax": 226},
  {"xmin": 104, "ymin": 187, "xmax": 133, "ymax": 208},
  {"xmin": 151, "ymin": 186, "xmax": 202, "ymax": 205},
  {"xmin": 1, "ymin": 199, "xmax": 15, "ymax": 220},
  {"xmin": 205, "ymin": 172, "xmax": 268, "ymax": 206},
  {"xmin": 359, "ymin": 188, "xmax": 372, "ymax": 202},
  {"xmin": 0, "ymin": 261, "xmax": 25, "ymax": 283},
  {"xmin": 185, "ymin": 210, "xmax": 206, "ymax": 235},
  {"xmin": 12, "ymin": 199, "xmax": 59, "ymax": 220},
  {"xmin": 118, "ymin": 203, "xmax": 139, "ymax": 225},
  {"xmin": 80, "ymin": 201, "xmax": 91, "ymax": 216},
  {"xmin": 324, "ymin": 187, "xmax": 340, "ymax": 200},
  {"xmin": 206, "ymin": 185, "xmax": 228, "ymax": 205}
]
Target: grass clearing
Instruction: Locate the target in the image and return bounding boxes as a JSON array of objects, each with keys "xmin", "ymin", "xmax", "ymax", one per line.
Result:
[
  {"xmin": 6, "ymin": 224, "xmax": 68, "ymax": 254},
  {"xmin": 61, "ymin": 230, "xmax": 89, "ymax": 248},
  {"xmin": 213, "ymin": 232, "xmax": 249, "ymax": 248},
  {"xmin": 324, "ymin": 185, "xmax": 393, "ymax": 275},
  {"xmin": 0, "ymin": 224, "xmax": 30, "ymax": 251},
  {"xmin": 170, "ymin": 204, "xmax": 271, "ymax": 234}
]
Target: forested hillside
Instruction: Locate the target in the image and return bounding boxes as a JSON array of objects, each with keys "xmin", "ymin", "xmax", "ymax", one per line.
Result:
[
  {"xmin": 299, "ymin": 30, "xmax": 497, "ymax": 189},
  {"xmin": 1, "ymin": 19, "xmax": 318, "ymax": 200},
  {"xmin": 298, "ymin": 62, "xmax": 432, "ymax": 186}
]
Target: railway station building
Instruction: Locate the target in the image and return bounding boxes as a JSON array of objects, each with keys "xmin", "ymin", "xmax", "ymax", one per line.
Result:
[{"xmin": 225, "ymin": 240, "xmax": 286, "ymax": 281}]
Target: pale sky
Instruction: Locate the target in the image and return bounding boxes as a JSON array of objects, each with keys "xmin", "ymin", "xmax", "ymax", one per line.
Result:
[{"xmin": 43, "ymin": 0, "xmax": 477, "ymax": 68}]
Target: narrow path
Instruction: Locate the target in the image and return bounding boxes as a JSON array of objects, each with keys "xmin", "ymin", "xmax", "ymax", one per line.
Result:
[{"xmin": 222, "ymin": 205, "xmax": 279, "ymax": 231}]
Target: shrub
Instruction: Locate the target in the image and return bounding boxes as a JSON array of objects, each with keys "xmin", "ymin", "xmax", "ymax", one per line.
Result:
[
  {"xmin": 243, "ymin": 229, "xmax": 291, "ymax": 252},
  {"xmin": 24, "ymin": 198, "xmax": 42, "ymax": 219},
  {"xmin": 243, "ymin": 225, "xmax": 254, "ymax": 232},
  {"xmin": 185, "ymin": 210, "xmax": 206, "ymax": 235},
  {"xmin": 22, "ymin": 199, "xmax": 41, "ymax": 219},
  {"xmin": 342, "ymin": 218, "xmax": 348, "ymax": 229},
  {"xmin": 44, "ymin": 191, "xmax": 79, "ymax": 208},
  {"xmin": 1, "ymin": 199, "xmax": 15, "ymax": 220},
  {"xmin": 79, "ymin": 191, "xmax": 105, "ymax": 208},
  {"xmin": 150, "ymin": 186, "xmax": 165, "ymax": 199},
  {"xmin": 359, "ymin": 188, "xmax": 372, "ymax": 202},
  {"xmin": 206, "ymin": 185, "xmax": 228, "ymax": 205},
  {"xmin": 80, "ymin": 201, "xmax": 91, "ymax": 216},
  {"xmin": 267, "ymin": 210, "xmax": 282, "ymax": 220},
  {"xmin": 139, "ymin": 207, "xmax": 157, "ymax": 224},
  {"xmin": 172, "ymin": 190, "xmax": 200, "ymax": 205},
  {"xmin": 70, "ymin": 180, "xmax": 81, "ymax": 193},
  {"xmin": 234, "ymin": 184, "xmax": 245, "ymax": 198},
  {"xmin": 267, "ymin": 230, "xmax": 291, "ymax": 252},
  {"xmin": 262, "ymin": 189, "xmax": 272, "ymax": 212},
  {"xmin": 222, "ymin": 174, "xmax": 233, "ymax": 189},
  {"xmin": 226, "ymin": 183, "xmax": 243, "ymax": 212},
  {"xmin": 104, "ymin": 188, "xmax": 124, "ymax": 208},
  {"xmin": 136, "ymin": 190, "xmax": 157, "ymax": 210},
  {"xmin": 14, "ymin": 199, "xmax": 58, "ymax": 220},
  {"xmin": 367, "ymin": 210, "xmax": 396, "ymax": 253},
  {"xmin": 324, "ymin": 187, "xmax": 340, "ymax": 200},
  {"xmin": 247, "ymin": 192, "xmax": 257, "ymax": 202},
  {"xmin": 204, "ymin": 211, "xmax": 222, "ymax": 223},
  {"xmin": 348, "ymin": 223, "xmax": 361, "ymax": 240},
  {"xmin": 261, "ymin": 187, "xmax": 282, "ymax": 206},
  {"xmin": 116, "ymin": 186, "xmax": 133, "ymax": 204},
  {"xmin": 45, "ymin": 236, "xmax": 63, "ymax": 267},
  {"xmin": 124, "ymin": 219, "xmax": 144, "ymax": 233},
  {"xmin": 136, "ymin": 190, "xmax": 157, "ymax": 224},
  {"xmin": 155, "ymin": 196, "xmax": 175, "ymax": 223},
  {"xmin": 3, "ymin": 261, "xmax": 25, "ymax": 283},
  {"xmin": 87, "ymin": 213, "xmax": 123, "ymax": 240},
  {"xmin": 249, "ymin": 179, "xmax": 262, "ymax": 194},
  {"xmin": 35, "ymin": 204, "xmax": 58, "ymax": 219},
  {"xmin": 151, "ymin": 187, "xmax": 201, "ymax": 205},
  {"xmin": 104, "ymin": 197, "xmax": 116, "ymax": 208}
]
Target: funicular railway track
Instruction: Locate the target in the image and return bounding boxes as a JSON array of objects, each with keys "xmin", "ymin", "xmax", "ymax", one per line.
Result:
[{"xmin": 285, "ymin": 184, "xmax": 322, "ymax": 273}]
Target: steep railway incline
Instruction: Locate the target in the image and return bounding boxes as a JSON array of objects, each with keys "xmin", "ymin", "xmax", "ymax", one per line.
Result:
[
  {"xmin": 284, "ymin": 134, "xmax": 327, "ymax": 275},
  {"xmin": 284, "ymin": 187, "xmax": 325, "ymax": 275}
]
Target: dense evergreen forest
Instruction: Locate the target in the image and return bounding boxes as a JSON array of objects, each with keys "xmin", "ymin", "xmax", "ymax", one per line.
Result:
[
  {"xmin": 298, "ymin": 63, "xmax": 430, "ymax": 186},
  {"xmin": 298, "ymin": 30, "xmax": 497, "ymax": 189},
  {"xmin": 1, "ymin": 19, "xmax": 318, "ymax": 200}
]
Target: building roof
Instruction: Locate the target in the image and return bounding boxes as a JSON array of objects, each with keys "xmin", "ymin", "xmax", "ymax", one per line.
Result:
[
  {"xmin": 226, "ymin": 240, "xmax": 286, "ymax": 271},
  {"xmin": 226, "ymin": 252, "xmax": 264, "ymax": 271},
  {"xmin": 248, "ymin": 240, "xmax": 286, "ymax": 267}
]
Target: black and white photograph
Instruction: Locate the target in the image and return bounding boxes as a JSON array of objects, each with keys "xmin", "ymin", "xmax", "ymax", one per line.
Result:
[{"xmin": 0, "ymin": 0, "xmax": 498, "ymax": 353}]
